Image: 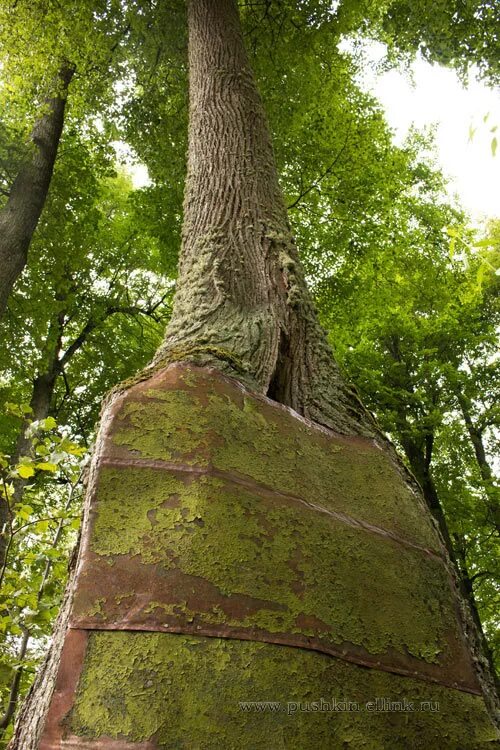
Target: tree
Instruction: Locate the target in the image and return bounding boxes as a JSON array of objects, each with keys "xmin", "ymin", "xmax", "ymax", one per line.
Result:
[
  {"xmin": 0, "ymin": 65, "xmax": 74, "ymax": 318},
  {"xmin": 0, "ymin": 0, "xmax": 131, "ymax": 318},
  {"xmin": 0, "ymin": 147, "xmax": 170, "ymax": 741},
  {"xmin": 378, "ymin": 0, "xmax": 500, "ymax": 84},
  {"xmin": 7, "ymin": 0, "xmax": 500, "ymax": 746}
]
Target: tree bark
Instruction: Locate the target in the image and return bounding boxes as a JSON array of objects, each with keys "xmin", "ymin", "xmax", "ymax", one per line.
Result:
[
  {"xmin": 457, "ymin": 391, "xmax": 500, "ymax": 535},
  {"xmin": 154, "ymin": 0, "xmax": 374, "ymax": 438},
  {"xmin": 0, "ymin": 65, "xmax": 74, "ymax": 318}
]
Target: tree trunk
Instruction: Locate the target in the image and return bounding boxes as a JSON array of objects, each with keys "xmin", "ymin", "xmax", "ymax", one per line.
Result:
[
  {"xmin": 0, "ymin": 64, "xmax": 74, "ymax": 318},
  {"xmin": 153, "ymin": 0, "xmax": 373, "ymax": 438},
  {"xmin": 457, "ymin": 391, "xmax": 500, "ymax": 535},
  {"xmin": 400, "ymin": 431, "xmax": 499, "ymax": 689},
  {"xmin": 9, "ymin": 0, "xmax": 500, "ymax": 746}
]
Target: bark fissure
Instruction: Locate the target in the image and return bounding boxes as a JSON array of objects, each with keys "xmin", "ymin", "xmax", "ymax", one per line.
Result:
[{"xmin": 153, "ymin": 0, "xmax": 375, "ymax": 437}]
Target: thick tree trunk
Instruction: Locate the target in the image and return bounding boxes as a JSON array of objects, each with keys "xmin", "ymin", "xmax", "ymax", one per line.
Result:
[
  {"xmin": 9, "ymin": 0, "xmax": 500, "ymax": 746},
  {"xmin": 0, "ymin": 65, "xmax": 74, "ymax": 318},
  {"xmin": 154, "ymin": 0, "xmax": 373, "ymax": 438}
]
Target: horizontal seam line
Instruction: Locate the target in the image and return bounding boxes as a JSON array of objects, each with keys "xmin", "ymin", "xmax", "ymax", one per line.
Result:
[{"xmin": 98, "ymin": 455, "xmax": 444, "ymax": 561}]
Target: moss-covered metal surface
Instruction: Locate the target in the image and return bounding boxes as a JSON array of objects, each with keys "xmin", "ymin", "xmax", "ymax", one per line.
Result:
[
  {"xmin": 69, "ymin": 363, "xmax": 478, "ymax": 692},
  {"xmin": 72, "ymin": 464, "xmax": 472, "ymax": 687},
  {"xmin": 106, "ymin": 364, "xmax": 438, "ymax": 551},
  {"xmin": 49, "ymin": 363, "xmax": 500, "ymax": 747},
  {"xmin": 65, "ymin": 632, "xmax": 498, "ymax": 749}
]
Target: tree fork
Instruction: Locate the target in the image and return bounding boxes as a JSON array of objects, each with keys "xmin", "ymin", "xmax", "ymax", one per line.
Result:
[{"xmin": 154, "ymin": 0, "xmax": 374, "ymax": 438}]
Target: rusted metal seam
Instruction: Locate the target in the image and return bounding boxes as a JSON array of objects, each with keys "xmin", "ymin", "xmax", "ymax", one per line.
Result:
[
  {"xmin": 98, "ymin": 456, "xmax": 444, "ymax": 561},
  {"xmin": 67, "ymin": 620, "xmax": 481, "ymax": 697}
]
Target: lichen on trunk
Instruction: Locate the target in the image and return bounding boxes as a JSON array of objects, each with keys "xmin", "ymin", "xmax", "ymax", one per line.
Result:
[{"xmin": 153, "ymin": 0, "xmax": 373, "ymax": 438}]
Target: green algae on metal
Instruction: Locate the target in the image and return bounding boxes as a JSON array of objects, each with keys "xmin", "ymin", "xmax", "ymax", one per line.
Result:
[
  {"xmin": 67, "ymin": 632, "xmax": 499, "ymax": 749},
  {"xmin": 87, "ymin": 466, "xmax": 454, "ymax": 664},
  {"xmin": 109, "ymin": 367, "xmax": 439, "ymax": 551}
]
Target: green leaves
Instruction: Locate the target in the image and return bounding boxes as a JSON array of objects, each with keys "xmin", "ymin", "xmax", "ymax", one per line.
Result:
[
  {"xmin": 0, "ymin": 412, "xmax": 86, "ymax": 732},
  {"xmin": 38, "ymin": 417, "xmax": 57, "ymax": 431},
  {"xmin": 34, "ymin": 462, "xmax": 57, "ymax": 473},
  {"xmin": 15, "ymin": 465, "xmax": 35, "ymax": 480}
]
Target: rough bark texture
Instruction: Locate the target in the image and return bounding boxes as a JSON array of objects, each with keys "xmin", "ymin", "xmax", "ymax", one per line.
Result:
[
  {"xmin": 153, "ymin": 0, "xmax": 373, "ymax": 438},
  {"xmin": 0, "ymin": 65, "xmax": 74, "ymax": 319},
  {"xmin": 8, "ymin": 0, "xmax": 500, "ymax": 745}
]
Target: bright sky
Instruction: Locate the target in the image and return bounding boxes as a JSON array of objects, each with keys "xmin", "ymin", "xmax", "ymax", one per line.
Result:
[{"xmin": 358, "ymin": 45, "xmax": 500, "ymax": 222}]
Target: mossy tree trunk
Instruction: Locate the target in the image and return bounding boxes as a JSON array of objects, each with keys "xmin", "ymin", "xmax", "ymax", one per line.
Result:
[{"xmin": 9, "ymin": 0, "xmax": 500, "ymax": 747}]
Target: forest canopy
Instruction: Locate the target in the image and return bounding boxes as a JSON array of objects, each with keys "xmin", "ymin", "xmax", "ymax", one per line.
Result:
[{"xmin": 0, "ymin": 0, "xmax": 498, "ymax": 742}]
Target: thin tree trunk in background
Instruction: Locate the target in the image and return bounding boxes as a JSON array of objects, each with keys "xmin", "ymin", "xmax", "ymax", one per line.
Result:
[
  {"xmin": 400, "ymin": 433, "xmax": 454, "ymax": 550},
  {"xmin": 400, "ymin": 432, "xmax": 499, "ymax": 689},
  {"xmin": 454, "ymin": 532, "xmax": 500, "ymax": 694},
  {"xmin": 0, "ymin": 64, "xmax": 74, "ymax": 318},
  {"xmin": 457, "ymin": 392, "xmax": 500, "ymax": 535}
]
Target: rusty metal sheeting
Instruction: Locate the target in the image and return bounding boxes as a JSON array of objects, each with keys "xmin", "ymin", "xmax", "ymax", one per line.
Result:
[
  {"xmin": 68, "ymin": 364, "xmax": 479, "ymax": 696},
  {"xmin": 39, "ymin": 629, "xmax": 158, "ymax": 749},
  {"xmin": 39, "ymin": 629, "xmax": 87, "ymax": 750}
]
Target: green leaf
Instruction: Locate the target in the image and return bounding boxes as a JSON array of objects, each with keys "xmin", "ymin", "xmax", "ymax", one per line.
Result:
[
  {"xmin": 5, "ymin": 402, "xmax": 25, "ymax": 418},
  {"xmin": 39, "ymin": 417, "xmax": 57, "ymax": 431},
  {"xmin": 476, "ymin": 264, "xmax": 486, "ymax": 288},
  {"xmin": 16, "ymin": 465, "xmax": 35, "ymax": 479},
  {"xmin": 491, "ymin": 137, "xmax": 498, "ymax": 157},
  {"xmin": 35, "ymin": 462, "xmax": 58, "ymax": 473},
  {"xmin": 17, "ymin": 505, "xmax": 34, "ymax": 521}
]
